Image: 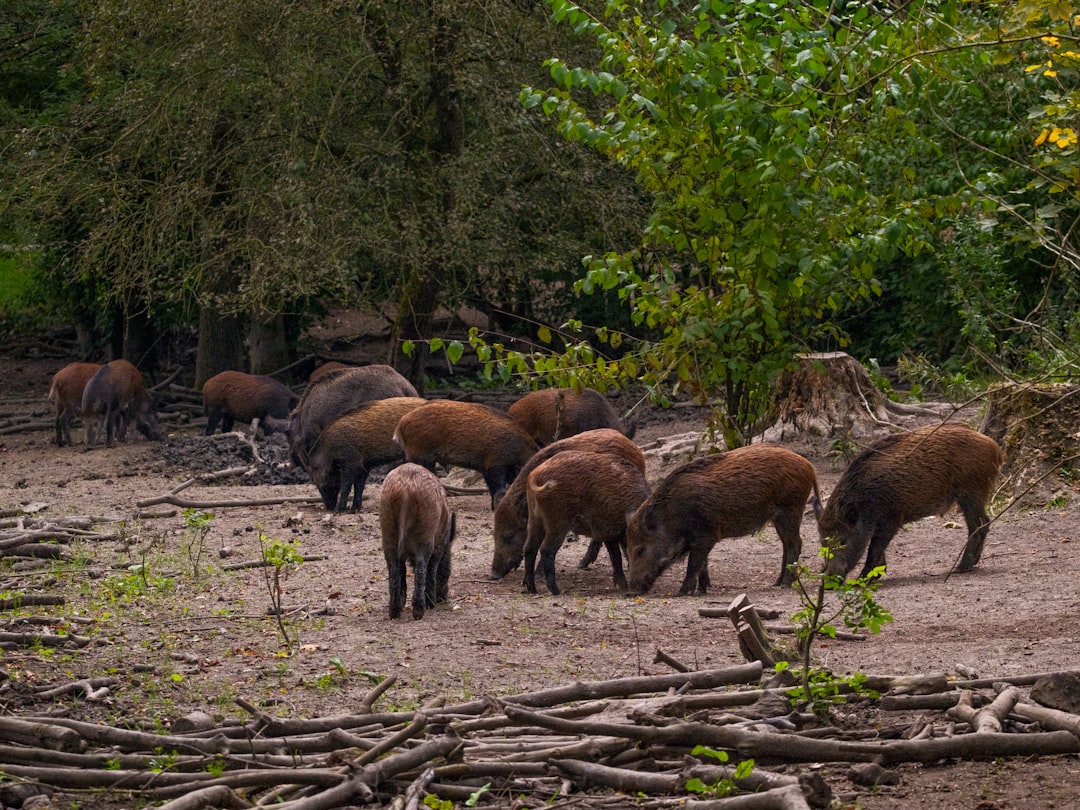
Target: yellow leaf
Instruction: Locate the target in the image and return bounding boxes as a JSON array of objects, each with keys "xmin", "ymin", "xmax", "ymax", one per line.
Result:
[
  {"xmin": 1035, "ymin": 129, "xmax": 1049, "ymax": 146},
  {"xmin": 1041, "ymin": 36, "xmax": 1060, "ymax": 47}
]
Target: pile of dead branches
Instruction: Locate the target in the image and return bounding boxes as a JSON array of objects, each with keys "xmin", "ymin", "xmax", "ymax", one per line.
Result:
[{"xmin": 2, "ymin": 658, "xmax": 1080, "ymax": 810}]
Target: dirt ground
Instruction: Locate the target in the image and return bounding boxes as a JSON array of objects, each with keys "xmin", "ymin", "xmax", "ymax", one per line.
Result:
[{"xmin": 1, "ymin": 351, "xmax": 1078, "ymax": 809}]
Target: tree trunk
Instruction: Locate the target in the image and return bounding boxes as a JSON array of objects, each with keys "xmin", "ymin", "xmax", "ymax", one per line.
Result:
[
  {"xmin": 388, "ymin": 4, "xmax": 463, "ymax": 393},
  {"xmin": 194, "ymin": 307, "xmax": 245, "ymax": 389},
  {"xmin": 247, "ymin": 313, "xmax": 291, "ymax": 378}
]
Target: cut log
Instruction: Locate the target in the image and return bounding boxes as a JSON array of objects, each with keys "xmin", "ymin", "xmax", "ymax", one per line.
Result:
[
  {"xmin": 763, "ymin": 352, "xmax": 894, "ymax": 442},
  {"xmin": 980, "ymin": 382, "xmax": 1080, "ymax": 504}
]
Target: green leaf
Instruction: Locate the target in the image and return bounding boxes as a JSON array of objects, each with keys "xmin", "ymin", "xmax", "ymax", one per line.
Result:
[{"xmin": 446, "ymin": 341, "xmax": 464, "ymax": 364}]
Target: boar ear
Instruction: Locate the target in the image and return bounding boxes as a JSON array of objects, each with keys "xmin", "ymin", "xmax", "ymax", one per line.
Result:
[{"xmin": 841, "ymin": 502, "xmax": 859, "ymax": 527}]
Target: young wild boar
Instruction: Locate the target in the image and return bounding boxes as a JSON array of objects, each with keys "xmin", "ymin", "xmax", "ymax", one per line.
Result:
[
  {"xmin": 379, "ymin": 463, "xmax": 456, "ymax": 620},
  {"xmin": 306, "ymin": 397, "xmax": 426, "ymax": 512},
  {"xmin": 202, "ymin": 370, "xmax": 299, "ymax": 435},
  {"xmin": 48, "ymin": 362, "xmax": 102, "ymax": 446},
  {"xmin": 490, "ymin": 428, "xmax": 646, "ymax": 580},
  {"xmin": 81, "ymin": 359, "xmax": 163, "ymax": 449},
  {"xmin": 286, "ymin": 365, "xmax": 418, "ymax": 468},
  {"xmin": 508, "ymin": 387, "xmax": 633, "ymax": 447},
  {"xmin": 523, "ymin": 451, "xmax": 649, "ymax": 595},
  {"xmin": 626, "ymin": 445, "xmax": 819, "ymax": 595},
  {"xmin": 817, "ymin": 423, "xmax": 1003, "ymax": 580},
  {"xmin": 393, "ymin": 399, "xmax": 539, "ymax": 509}
]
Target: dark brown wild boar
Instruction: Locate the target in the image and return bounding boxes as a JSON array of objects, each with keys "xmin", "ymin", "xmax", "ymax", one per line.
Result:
[
  {"xmin": 817, "ymin": 423, "xmax": 1003, "ymax": 580},
  {"xmin": 393, "ymin": 399, "xmax": 538, "ymax": 509},
  {"xmin": 626, "ymin": 445, "xmax": 819, "ymax": 595},
  {"xmin": 306, "ymin": 397, "xmax": 426, "ymax": 512},
  {"xmin": 48, "ymin": 362, "xmax": 102, "ymax": 446},
  {"xmin": 202, "ymin": 370, "xmax": 299, "ymax": 435},
  {"xmin": 523, "ymin": 451, "xmax": 649, "ymax": 595},
  {"xmin": 379, "ymin": 463, "xmax": 456, "ymax": 620},
  {"xmin": 81, "ymin": 359, "xmax": 163, "ymax": 448},
  {"xmin": 286, "ymin": 365, "xmax": 418, "ymax": 468},
  {"xmin": 490, "ymin": 428, "xmax": 645, "ymax": 579},
  {"xmin": 508, "ymin": 387, "xmax": 633, "ymax": 447}
]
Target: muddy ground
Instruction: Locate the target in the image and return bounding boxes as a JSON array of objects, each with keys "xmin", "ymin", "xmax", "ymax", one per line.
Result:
[{"xmin": 0, "ymin": 352, "xmax": 1078, "ymax": 809}]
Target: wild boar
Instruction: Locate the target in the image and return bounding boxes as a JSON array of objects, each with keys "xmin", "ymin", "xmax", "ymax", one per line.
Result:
[
  {"xmin": 202, "ymin": 370, "xmax": 299, "ymax": 435},
  {"xmin": 306, "ymin": 397, "xmax": 426, "ymax": 512},
  {"xmin": 379, "ymin": 463, "xmax": 456, "ymax": 620},
  {"xmin": 393, "ymin": 399, "xmax": 538, "ymax": 509},
  {"xmin": 48, "ymin": 362, "xmax": 102, "ymax": 446},
  {"xmin": 817, "ymin": 423, "xmax": 1003, "ymax": 580},
  {"xmin": 626, "ymin": 445, "xmax": 819, "ymax": 595},
  {"xmin": 523, "ymin": 451, "xmax": 649, "ymax": 595},
  {"xmin": 508, "ymin": 387, "xmax": 633, "ymax": 447},
  {"xmin": 307, "ymin": 361, "xmax": 350, "ymax": 384},
  {"xmin": 81, "ymin": 359, "xmax": 163, "ymax": 448},
  {"xmin": 287, "ymin": 365, "xmax": 418, "ymax": 467},
  {"xmin": 490, "ymin": 428, "xmax": 646, "ymax": 579}
]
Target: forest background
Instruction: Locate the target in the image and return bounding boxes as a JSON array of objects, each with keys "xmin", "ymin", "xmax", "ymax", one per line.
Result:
[{"xmin": 0, "ymin": 0, "xmax": 1077, "ymax": 434}]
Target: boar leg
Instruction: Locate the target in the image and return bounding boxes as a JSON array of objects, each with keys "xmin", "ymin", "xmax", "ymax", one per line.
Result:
[
  {"xmin": 857, "ymin": 526, "xmax": 896, "ymax": 580},
  {"xmin": 603, "ymin": 537, "xmax": 628, "ymax": 591},
  {"xmin": 434, "ymin": 548, "xmax": 452, "ymax": 605},
  {"xmin": 954, "ymin": 499, "xmax": 992, "ymax": 573},
  {"xmin": 538, "ymin": 536, "xmax": 566, "ymax": 596},
  {"xmin": 772, "ymin": 511, "xmax": 805, "ymax": 587},
  {"xmin": 678, "ymin": 544, "xmax": 712, "ymax": 595},
  {"xmin": 385, "ymin": 552, "xmax": 407, "ymax": 619},
  {"xmin": 411, "ymin": 554, "xmax": 430, "ymax": 620},
  {"xmin": 577, "ymin": 539, "xmax": 603, "ymax": 569},
  {"xmin": 204, "ymin": 406, "xmax": 223, "ymax": 436}
]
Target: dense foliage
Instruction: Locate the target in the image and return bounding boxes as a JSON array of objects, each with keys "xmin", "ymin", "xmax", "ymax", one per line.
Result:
[{"xmin": 1, "ymin": 0, "xmax": 1077, "ymax": 420}]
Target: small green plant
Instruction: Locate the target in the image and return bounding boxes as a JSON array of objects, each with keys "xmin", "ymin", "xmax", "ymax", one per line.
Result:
[
  {"xmin": 466, "ymin": 783, "xmax": 491, "ymax": 806},
  {"xmin": 422, "ymin": 795, "xmax": 453, "ymax": 810},
  {"xmin": 684, "ymin": 745, "xmax": 753, "ymax": 798},
  {"xmin": 182, "ymin": 508, "xmax": 214, "ymax": 579},
  {"xmin": 259, "ymin": 532, "xmax": 305, "ymax": 653},
  {"xmin": 785, "ymin": 548, "xmax": 892, "ymax": 715}
]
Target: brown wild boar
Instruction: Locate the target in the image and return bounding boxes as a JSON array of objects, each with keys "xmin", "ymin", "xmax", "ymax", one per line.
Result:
[
  {"xmin": 817, "ymin": 423, "xmax": 1003, "ymax": 580},
  {"xmin": 81, "ymin": 360, "xmax": 163, "ymax": 448},
  {"xmin": 48, "ymin": 362, "xmax": 102, "ymax": 446},
  {"xmin": 626, "ymin": 445, "xmax": 819, "ymax": 595},
  {"xmin": 306, "ymin": 397, "xmax": 426, "ymax": 512},
  {"xmin": 523, "ymin": 451, "xmax": 649, "ymax": 595},
  {"xmin": 202, "ymin": 370, "xmax": 299, "ymax": 435},
  {"xmin": 285, "ymin": 365, "xmax": 418, "ymax": 468},
  {"xmin": 393, "ymin": 399, "xmax": 538, "ymax": 509},
  {"xmin": 379, "ymin": 463, "xmax": 456, "ymax": 620},
  {"xmin": 490, "ymin": 428, "xmax": 646, "ymax": 580},
  {"xmin": 508, "ymin": 387, "xmax": 633, "ymax": 447}
]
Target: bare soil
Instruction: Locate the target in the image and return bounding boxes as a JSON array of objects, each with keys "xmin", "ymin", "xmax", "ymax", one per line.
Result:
[{"xmin": 1, "ymin": 352, "xmax": 1079, "ymax": 809}]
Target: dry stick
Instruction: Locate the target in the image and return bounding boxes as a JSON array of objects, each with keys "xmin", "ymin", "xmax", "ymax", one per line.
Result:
[
  {"xmin": 155, "ymin": 785, "xmax": 253, "ymax": 810},
  {"xmin": 499, "ymin": 701, "xmax": 1080, "ymax": 765},
  {"xmin": 551, "ymin": 758, "xmax": 679, "ymax": 794},
  {"xmin": 0, "ymin": 630, "xmax": 91, "ymax": 649},
  {"xmin": 681, "ymin": 784, "xmax": 813, "ymax": 810},
  {"xmin": 1011, "ymin": 699, "xmax": 1080, "ymax": 736},
  {"xmin": 947, "ymin": 687, "xmax": 1020, "ymax": 733},
  {"xmin": 653, "ymin": 649, "xmax": 690, "ymax": 672},
  {"xmin": 0, "ymin": 594, "xmax": 65, "ymax": 609},
  {"xmin": 360, "ymin": 673, "xmax": 399, "ymax": 712},
  {"xmin": 354, "ymin": 712, "xmax": 429, "ymax": 766}
]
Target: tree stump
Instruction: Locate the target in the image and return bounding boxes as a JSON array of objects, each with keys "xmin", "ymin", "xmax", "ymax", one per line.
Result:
[
  {"xmin": 980, "ymin": 382, "xmax": 1080, "ymax": 505},
  {"xmin": 763, "ymin": 352, "xmax": 891, "ymax": 443}
]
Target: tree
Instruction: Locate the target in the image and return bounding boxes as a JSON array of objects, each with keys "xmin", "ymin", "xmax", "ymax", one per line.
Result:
[
  {"xmin": 497, "ymin": 0, "xmax": 963, "ymax": 445},
  {"xmin": 4, "ymin": 0, "xmax": 648, "ymax": 385}
]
